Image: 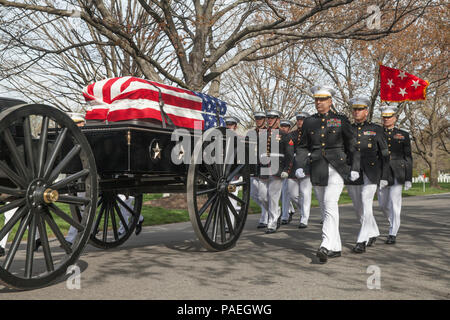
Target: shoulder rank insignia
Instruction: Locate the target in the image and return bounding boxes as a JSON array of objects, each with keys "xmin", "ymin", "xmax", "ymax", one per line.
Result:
[{"xmin": 327, "ymin": 118, "xmax": 342, "ymax": 127}]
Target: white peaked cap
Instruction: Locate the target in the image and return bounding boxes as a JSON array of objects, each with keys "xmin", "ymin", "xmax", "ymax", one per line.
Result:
[
  {"xmin": 380, "ymin": 106, "xmax": 399, "ymax": 117},
  {"xmin": 310, "ymin": 85, "xmax": 336, "ymax": 98},
  {"xmin": 349, "ymin": 96, "xmax": 371, "ymax": 109}
]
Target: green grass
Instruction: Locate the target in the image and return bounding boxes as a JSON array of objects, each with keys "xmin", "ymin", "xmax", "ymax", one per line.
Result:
[{"xmin": 1, "ymin": 183, "xmax": 449, "ymax": 243}]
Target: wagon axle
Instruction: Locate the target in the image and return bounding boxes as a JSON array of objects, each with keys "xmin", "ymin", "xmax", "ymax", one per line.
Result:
[{"xmin": 25, "ymin": 180, "xmax": 59, "ymax": 209}]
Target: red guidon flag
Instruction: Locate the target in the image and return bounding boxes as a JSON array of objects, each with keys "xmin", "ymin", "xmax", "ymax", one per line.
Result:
[{"xmin": 379, "ymin": 65, "xmax": 429, "ymax": 102}]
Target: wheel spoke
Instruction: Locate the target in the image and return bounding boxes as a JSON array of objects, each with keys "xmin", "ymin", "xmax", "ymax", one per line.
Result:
[
  {"xmin": 36, "ymin": 213, "xmax": 54, "ymax": 273},
  {"xmin": 56, "ymin": 194, "xmax": 91, "ymax": 206},
  {"xmin": 224, "ymin": 203, "xmax": 236, "ymax": 237},
  {"xmin": 115, "ymin": 196, "xmax": 136, "ymax": 216},
  {"xmin": 50, "ymin": 169, "xmax": 89, "ymax": 190},
  {"xmin": 211, "ymin": 199, "xmax": 220, "ymax": 243},
  {"xmin": 93, "ymin": 198, "xmax": 106, "ymax": 236},
  {"xmin": 2, "ymin": 128, "xmax": 31, "ymax": 181},
  {"xmin": 42, "ymin": 210, "xmax": 72, "ymax": 255},
  {"xmin": 228, "ymin": 192, "xmax": 246, "ymax": 206},
  {"xmin": 102, "ymin": 202, "xmax": 109, "ymax": 243},
  {"xmin": 203, "ymin": 164, "xmax": 218, "ymax": 181},
  {"xmin": 0, "ymin": 160, "xmax": 27, "ymax": 188},
  {"xmin": 197, "ymin": 171, "xmax": 216, "ymax": 186},
  {"xmin": 113, "ymin": 199, "xmax": 129, "ymax": 234},
  {"xmin": 223, "ymin": 196, "xmax": 241, "ymax": 223},
  {"xmin": 23, "ymin": 116, "xmax": 36, "ymax": 177},
  {"xmin": 3, "ymin": 211, "xmax": 32, "ymax": 271},
  {"xmin": 37, "ymin": 116, "xmax": 50, "ymax": 178},
  {"xmin": 0, "ymin": 186, "xmax": 25, "ymax": 197},
  {"xmin": 226, "ymin": 164, "xmax": 245, "ymax": 182},
  {"xmin": 0, "ymin": 198, "xmax": 25, "ymax": 215},
  {"xmin": 229, "ymin": 181, "xmax": 247, "ymax": 187},
  {"xmin": 24, "ymin": 212, "xmax": 37, "ymax": 278},
  {"xmin": 219, "ymin": 200, "xmax": 226, "ymax": 244},
  {"xmin": 47, "ymin": 144, "xmax": 81, "ymax": 183},
  {"xmin": 43, "ymin": 128, "xmax": 68, "ymax": 180},
  {"xmin": 196, "ymin": 187, "xmax": 216, "ymax": 196},
  {"xmin": 110, "ymin": 202, "xmax": 119, "ymax": 241},
  {"xmin": 48, "ymin": 203, "xmax": 84, "ymax": 231},
  {"xmin": 0, "ymin": 205, "xmax": 28, "ymax": 245},
  {"xmin": 203, "ymin": 196, "xmax": 219, "ymax": 233},
  {"xmin": 69, "ymin": 204, "xmax": 83, "ymax": 224},
  {"xmin": 198, "ymin": 193, "xmax": 218, "ymax": 217}
]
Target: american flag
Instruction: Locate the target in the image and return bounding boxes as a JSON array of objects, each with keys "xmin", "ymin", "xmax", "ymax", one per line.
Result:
[
  {"xmin": 83, "ymin": 76, "xmax": 227, "ymax": 130},
  {"xmin": 194, "ymin": 92, "xmax": 226, "ymax": 130}
]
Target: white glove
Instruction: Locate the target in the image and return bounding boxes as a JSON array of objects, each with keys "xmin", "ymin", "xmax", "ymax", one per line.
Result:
[
  {"xmin": 379, "ymin": 180, "xmax": 388, "ymax": 189},
  {"xmin": 280, "ymin": 171, "xmax": 288, "ymax": 179},
  {"xmin": 350, "ymin": 171, "xmax": 360, "ymax": 182},
  {"xmin": 404, "ymin": 181, "xmax": 412, "ymax": 191},
  {"xmin": 295, "ymin": 168, "xmax": 305, "ymax": 179}
]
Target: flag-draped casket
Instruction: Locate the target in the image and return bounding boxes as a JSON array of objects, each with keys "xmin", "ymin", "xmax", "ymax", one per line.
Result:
[{"xmin": 83, "ymin": 76, "xmax": 226, "ymax": 130}]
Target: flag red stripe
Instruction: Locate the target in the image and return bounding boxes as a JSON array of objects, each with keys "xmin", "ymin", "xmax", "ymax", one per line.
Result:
[
  {"xmin": 106, "ymin": 108, "xmax": 203, "ymax": 129},
  {"xmin": 110, "ymin": 89, "xmax": 202, "ymax": 111}
]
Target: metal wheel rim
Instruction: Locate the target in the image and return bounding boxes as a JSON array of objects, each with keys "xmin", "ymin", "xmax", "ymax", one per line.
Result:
[
  {"xmin": 187, "ymin": 127, "xmax": 250, "ymax": 251},
  {"xmin": 0, "ymin": 104, "xmax": 97, "ymax": 289},
  {"xmin": 89, "ymin": 193, "xmax": 142, "ymax": 249}
]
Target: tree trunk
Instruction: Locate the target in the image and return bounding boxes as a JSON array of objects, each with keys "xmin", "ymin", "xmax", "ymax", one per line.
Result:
[{"xmin": 429, "ymin": 154, "xmax": 440, "ymax": 188}]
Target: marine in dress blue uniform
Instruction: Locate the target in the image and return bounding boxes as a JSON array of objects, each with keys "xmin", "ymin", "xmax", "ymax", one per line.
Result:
[
  {"xmin": 249, "ymin": 111, "xmax": 269, "ymax": 228},
  {"xmin": 346, "ymin": 97, "xmax": 389, "ymax": 253},
  {"xmin": 377, "ymin": 106, "xmax": 413, "ymax": 244},
  {"xmin": 295, "ymin": 85, "xmax": 360, "ymax": 263},
  {"xmin": 259, "ymin": 110, "xmax": 294, "ymax": 234},
  {"xmin": 283, "ymin": 112, "xmax": 313, "ymax": 228}
]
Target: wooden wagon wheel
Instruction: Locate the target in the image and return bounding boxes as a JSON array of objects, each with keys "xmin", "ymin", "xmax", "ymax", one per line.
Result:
[
  {"xmin": 187, "ymin": 127, "xmax": 250, "ymax": 251},
  {"xmin": 0, "ymin": 104, "xmax": 97, "ymax": 290},
  {"xmin": 89, "ymin": 192, "xmax": 143, "ymax": 249}
]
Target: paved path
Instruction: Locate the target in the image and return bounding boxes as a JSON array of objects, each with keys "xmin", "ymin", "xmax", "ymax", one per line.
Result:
[{"xmin": 1, "ymin": 194, "xmax": 449, "ymax": 299}]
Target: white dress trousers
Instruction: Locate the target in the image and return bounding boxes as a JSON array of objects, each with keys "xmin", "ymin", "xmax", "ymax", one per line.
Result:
[
  {"xmin": 347, "ymin": 173, "xmax": 380, "ymax": 243},
  {"xmin": 314, "ymin": 164, "xmax": 344, "ymax": 252},
  {"xmin": 282, "ymin": 177, "xmax": 312, "ymax": 225},
  {"xmin": 250, "ymin": 177, "xmax": 268, "ymax": 224},
  {"xmin": 0, "ymin": 207, "xmax": 17, "ymax": 248},
  {"xmin": 377, "ymin": 179, "xmax": 403, "ymax": 236},
  {"xmin": 260, "ymin": 176, "xmax": 283, "ymax": 230}
]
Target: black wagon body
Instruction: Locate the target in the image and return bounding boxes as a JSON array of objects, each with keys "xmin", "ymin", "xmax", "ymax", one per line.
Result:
[{"xmin": 0, "ymin": 98, "xmax": 251, "ymax": 290}]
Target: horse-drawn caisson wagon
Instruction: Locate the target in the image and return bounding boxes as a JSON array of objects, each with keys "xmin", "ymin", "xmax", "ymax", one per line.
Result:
[{"xmin": 0, "ymin": 77, "xmax": 254, "ymax": 290}]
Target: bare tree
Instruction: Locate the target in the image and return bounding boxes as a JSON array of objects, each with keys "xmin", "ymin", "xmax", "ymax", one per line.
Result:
[
  {"xmin": 221, "ymin": 44, "xmax": 317, "ymax": 128},
  {"xmin": 0, "ymin": 0, "xmax": 433, "ymax": 97}
]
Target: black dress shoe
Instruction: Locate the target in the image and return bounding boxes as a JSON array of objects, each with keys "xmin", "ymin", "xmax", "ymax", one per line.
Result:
[
  {"xmin": 288, "ymin": 212, "xmax": 294, "ymax": 223},
  {"xmin": 0, "ymin": 246, "xmax": 5, "ymax": 257},
  {"xmin": 257, "ymin": 223, "xmax": 267, "ymax": 229},
  {"xmin": 265, "ymin": 228, "xmax": 276, "ymax": 234},
  {"xmin": 385, "ymin": 235, "xmax": 396, "ymax": 244},
  {"xmin": 34, "ymin": 239, "xmax": 42, "ymax": 252},
  {"xmin": 353, "ymin": 242, "xmax": 366, "ymax": 253},
  {"xmin": 327, "ymin": 250, "xmax": 341, "ymax": 258},
  {"xmin": 367, "ymin": 237, "xmax": 377, "ymax": 247},
  {"xmin": 320, "ymin": 220, "xmax": 323, "ymax": 224},
  {"xmin": 276, "ymin": 217, "xmax": 281, "ymax": 229},
  {"xmin": 281, "ymin": 220, "xmax": 289, "ymax": 225},
  {"xmin": 298, "ymin": 223, "xmax": 307, "ymax": 229},
  {"xmin": 135, "ymin": 219, "xmax": 143, "ymax": 235},
  {"xmin": 316, "ymin": 247, "xmax": 328, "ymax": 263}
]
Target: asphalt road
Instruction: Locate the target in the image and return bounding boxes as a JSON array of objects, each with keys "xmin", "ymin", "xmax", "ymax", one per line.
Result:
[{"xmin": 1, "ymin": 193, "xmax": 449, "ymax": 300}]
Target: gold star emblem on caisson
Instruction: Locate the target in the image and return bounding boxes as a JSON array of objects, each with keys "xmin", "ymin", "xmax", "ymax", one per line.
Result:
[{"xmin": 153, "ymin": 143, "xmax": 162, "ymax": 159}]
